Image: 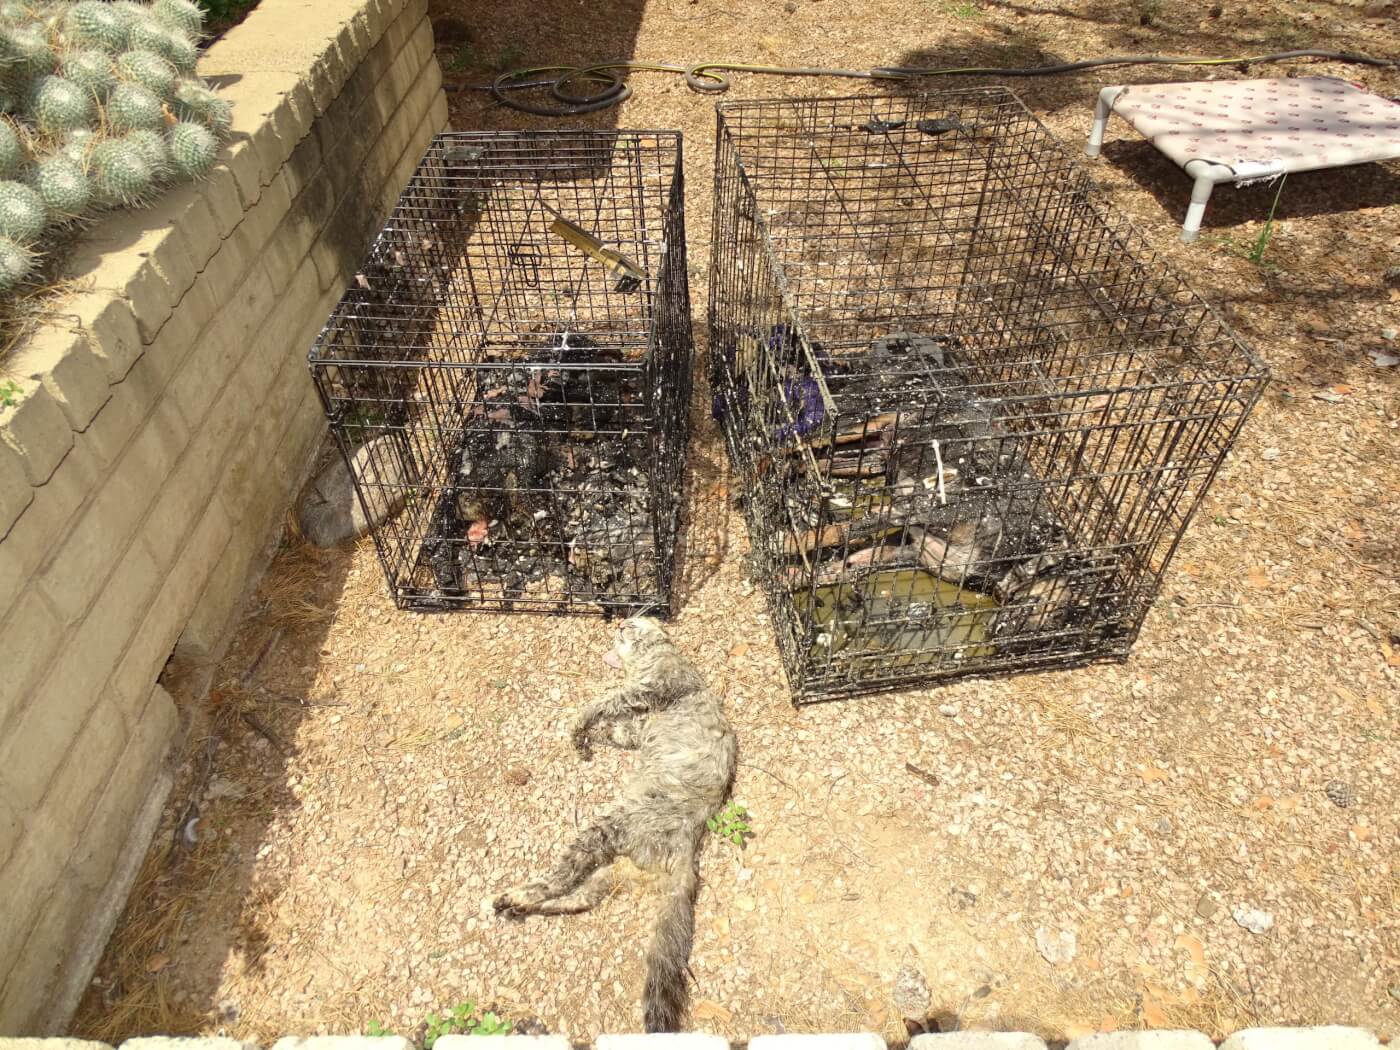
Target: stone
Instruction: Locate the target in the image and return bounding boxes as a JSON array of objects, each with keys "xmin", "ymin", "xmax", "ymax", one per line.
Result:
[
  {"xmin": 1195, "ymin": 892, "xmax": 1219, "ymax": 920},
  {"xmin": 751, "ymin": 1038, "xmax": 885, "ymax": 1050},
  {"xmin": 299, "ymin": 434, "xmax": 409, "ymax": 546},
  {"xmin": 1035, "ymin": 926, "xmax": 1077, "ymax": 964},
  {"xmin": 1219, "ymin": 1028, "xmax": 1379, "ymax": 1050},
  {"xmin": 597, "ymin": 1038, "xmax": 728, "ymax": 1050},
  {"xmin": 1324, "ymin": 780, "xmax": 1355, "ymax": 808},
  {"xmin": 911, "ymin": 1037, "xmax": 1047, "ymax": 1050},
  {"xmin": 1066, "ymin": 1034, "xmax": 1213, "ymax": 1050},
  {"xmin": 892, "ymin": 958, "xmax": 931, "ymax": 1019},
  {"xmin": 1231, "ymin": 905, "xmax": 1274, "ymax": 934},
  {"xmin": 271, "ymin": 1040, "xmax": 413, "ymax": 1050}
]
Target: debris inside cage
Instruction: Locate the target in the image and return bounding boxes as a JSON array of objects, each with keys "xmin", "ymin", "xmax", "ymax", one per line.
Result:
[
  {"xmin": 746, "ymin": 327, "xmax": 1109, "ymax": 667},
  {"xmin": 416, "ymin": 332, "xmax": 659, "ymax": 610}
]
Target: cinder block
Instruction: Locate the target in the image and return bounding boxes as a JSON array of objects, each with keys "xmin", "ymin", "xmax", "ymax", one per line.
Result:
[
  {"xmin": 437, "ymin": 1040, "xmax": 569, "ymax": 1050},
  {"xmin": 125, "ymin": 1039, "xmax": 258, "ymax": 1050},
  {"xmin": 198, "ymin": 164, "xmax": 245, "ymax": 239},
  {"xmin": 750, "ymin": 1038, "xmax": 886, "ymax": 1050},
  {"xmin": 63, "ymin": 227, "xmax": 174, "ymax": 345},
  {"xmin": 0, "ymin": 589, "xmax": 66, "ymax": 731},
  {"xmin": 150, "ymin": 189, "xmax": 222, "ymax": 275},
  {"xmin": 69, "ymin": 684, "xmax": 177, "ymax": 891},
  {"xmin": 283, "ymin": 124, "xmax": 325, "ymax": 201},
  {"xmin": 142, "ymin": 284, "xmax": 213, "ymax": 394},
  {"xmin": 597, "ymin": 1038, "xmax": 727, "ymax": 1050},
  {"xmin": 240, "ymin": 169, "xmax": 295, "ymax": 260},
  {"xmin": 0, "ymin": 1041, "xmax": 112, "ymax": 1050},
  {"xmin": 176, "ymin": 497, "xmax": 272, "ymax": 664},
  {"xmin": 271, "ymin": 1038, "xmax": 413, "ymax": 1050},
  {"xmin": 0, "ymin": 821, "xmax": 65, "ymax": 976},
  {"xmin": 220, "ymin": 71, "xmax": 308, "ymax": 187},
  {"xmin": 37, "ymin": 424, "xmax": 166, "ymax": 624},
  {"xmin": 0, "ymin": 440, "xmax": 34, "ymax": 536},
  {"xmin": 68, "ymin": 292, "xmax": 144, "ymax": 383},
  {"xmin": 79, "ymin": 352, "xmax": 187, "ymax": 474},
  {"xmin": 0, "ymin": 649, "xmax": 106, "ymax": 809},
  {"xmin": 114, "ymin": 499, "xmax": 233, "ymax": 715},
  {"xmin": 0, "ymin": 380, "xmax": 75, "ymax": 484},
  {"xmin": 6, "ymin": 326, "xmax": 113, "ymax": 433},
  {"xmin": 0, "ymin": 438, "xmax": 97, "ymax": 616},
  {"xmin": 220, "ymin": 136, "xmax": 265, "ymax": 210},
  {"xmin": 1066, "ymin": 1034, "xmax": 1211, "ymax": 1050},
  {"xmin": 1220, "ymin": 1028, "xmax": 1379, "ymax": 1050},
  {"xmin": 0, "ymin": 869, "xmax": 86, "ymax": 1032},
  {"xmin": 0, "ymin": 782, "xmax": 19, "ymax": 843},
  {"xmin": 37, "ymin": 696, "xmax": 130, "ymax": 846}
]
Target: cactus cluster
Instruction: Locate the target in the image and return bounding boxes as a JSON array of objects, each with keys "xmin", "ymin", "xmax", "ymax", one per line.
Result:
[{"xmin": 0, "ymin": 0, "xmax": 234, "ymax": 295}]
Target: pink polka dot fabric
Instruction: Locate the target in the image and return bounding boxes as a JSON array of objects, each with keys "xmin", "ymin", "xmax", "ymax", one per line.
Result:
[{"xmin": 1110, "ymin": 76, "xmax": 1400, "ymax": 176}]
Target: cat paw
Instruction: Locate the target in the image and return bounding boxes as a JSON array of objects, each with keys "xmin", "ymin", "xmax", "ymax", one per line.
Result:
[
  {"xmin": 571, "ymin": 727, "xmax": 594, "ymax": 762},
  {"xmin": 493, "ymin": 887, "xmax": 537, "ymax": 917}
]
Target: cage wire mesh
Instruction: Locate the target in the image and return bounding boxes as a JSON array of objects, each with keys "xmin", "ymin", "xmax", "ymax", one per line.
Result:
[
  {"xmin": 709, "ymin": 88, "xmax": 1269, "ymax": 700},
  {"xmin": 308, "ymin": 130, "xmax": 693, "ymax": 614}
]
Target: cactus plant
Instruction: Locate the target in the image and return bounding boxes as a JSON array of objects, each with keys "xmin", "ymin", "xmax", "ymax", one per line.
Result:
[
  {"xmin": 105, "ymin": 81, "xmax": 163, "ymax": 131},
  {"xmin": 91, "ymin": 137, "xmax": 153, "ymax": 204},
  {"xmin": 151, "ymin": 0, "xmax": 203, "ymax": 38},
  {"xmin": 0, "ymin": 179, "xmax": 47, "ymax": 243},
  {"xmin": 169, "ymin": 120, "xmax": 214, "ymax": 178},
  {"xmin": 124, "ymin": 127, "xmax": 170, "ymax": 180},
  {"xmin": 28, "ymin": 75, "xmax": 94, "ymax": 134},
  {"xmin": 0, "ymin": 1, "xmax": 231, "ymax": 300},
  {"xmin": 62, "ymin": 2, "xmax": 128, "ymax": 52},
  {"xmin": 61, "ymin": 48, "xmax": 115, "ymax": 99},
  {"xmin": 172, "ymin": 80, "xmax": 231, "ymax": 133},
  {"xmin": 57, "ymin": 127, "xmax": 94, "ymax": 166},
  {"xmin": 126, "ymin": 18, "xmax": 194, "ymax": 72},
  {"xmin": 2, "ymin": 23, "xmax": 56, "ymax": 76},
  {"xmin": 115, "ymin": 48, "xmax": 176, "ymax": 97},
  {"xmin": 0, "ymin": 118, "xmax": 21, "ymax": 179},
  {"xmin": 0, "ymin": 234, "xmax": 33, "ymax": 292},
  {"xmin": 29, "ymin": 154, "xmax": 90, "ymax": 216}
]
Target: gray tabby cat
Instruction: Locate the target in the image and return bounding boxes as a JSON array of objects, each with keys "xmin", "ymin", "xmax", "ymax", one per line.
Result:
[{"xmin": 493, "ymin": 617, "xmax": 737, "ymax": 1033}]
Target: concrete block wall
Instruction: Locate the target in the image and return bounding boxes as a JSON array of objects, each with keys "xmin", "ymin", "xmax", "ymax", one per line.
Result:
[
  {"xmin": 0, "ymin": 0, "xmax": 448, "ymax": 1035},
  {"xmin": 0, "ymin": 1028, "xmax": 1386, "ymax": 1050}
]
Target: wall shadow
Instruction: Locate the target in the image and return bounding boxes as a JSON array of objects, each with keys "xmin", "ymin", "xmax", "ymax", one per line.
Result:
[{"xmin": 430, "ymin": 0, "xmax": 648, "ymax": 133}]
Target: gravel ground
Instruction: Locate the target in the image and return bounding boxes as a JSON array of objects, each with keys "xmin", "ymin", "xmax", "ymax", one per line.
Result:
[{"xmin": 77, "ymin": 0, "xmax": 1398, "ymax": 1042}]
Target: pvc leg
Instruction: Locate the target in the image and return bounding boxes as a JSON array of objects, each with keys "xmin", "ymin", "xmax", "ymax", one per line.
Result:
[
  {"xmin": 1084, "ymin": 86, "xmax": 1124, "ymax": 158},
  {"xmin": 1180, "ymin": 175, "xmax": 1215, "ymax": 243}
]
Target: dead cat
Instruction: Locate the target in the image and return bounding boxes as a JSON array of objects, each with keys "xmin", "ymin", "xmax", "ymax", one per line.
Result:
[{"xmin": 493, "ymin": 617, "xmax": 737, "ymax": 1033}]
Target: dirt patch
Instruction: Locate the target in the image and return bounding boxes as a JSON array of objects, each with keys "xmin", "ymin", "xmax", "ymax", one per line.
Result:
[{"xmin": 76, "ymin": 0, "xmax": 1398, "ymax": 1042}]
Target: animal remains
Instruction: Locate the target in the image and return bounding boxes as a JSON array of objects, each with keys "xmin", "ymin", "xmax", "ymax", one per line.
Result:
[{"xmin": 493, "ymin": 617, "xmax": 737, "ymax": 1032}]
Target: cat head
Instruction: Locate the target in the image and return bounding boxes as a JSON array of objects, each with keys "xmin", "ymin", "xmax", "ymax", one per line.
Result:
[{"xmin": 603, "ymin": 615, "xmax": 668, "ymax": 670}]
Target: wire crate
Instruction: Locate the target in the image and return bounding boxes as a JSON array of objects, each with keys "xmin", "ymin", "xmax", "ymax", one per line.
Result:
[
  {"xmin": 308, "ymin": 130, "xmax": 693, "ymax": 614},
  {"xmin": 709, "ymin": 89, "xmax": 1269, "ymax": 700}
]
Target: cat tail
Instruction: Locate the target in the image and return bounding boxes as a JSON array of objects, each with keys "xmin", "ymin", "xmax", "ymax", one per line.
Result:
[{"xmin": 643, "ymin": 852, "xmax": 699, "ymax": 1033}]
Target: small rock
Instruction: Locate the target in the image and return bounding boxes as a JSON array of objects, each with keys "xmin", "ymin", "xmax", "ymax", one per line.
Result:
[
  {"xmin": 299, "ymin": 435, "xmax": 410, "ymax": 547},
  {"xmin": 1390, "ymin": 986, "xmax": 1400, "ymax": 1003},
  {"xmin": 1035, "ymin": 926, "xmax": 1077, "ymax": 965},
  {"xmin": 1368, "ymin": 350, "xmax": 1399, "ymax": 368},
  {"xmin": 1381, "ymin": 327, "xmax": 1397, "ymax": 340},
  {"xmin": 1154, "ymin": 817, "xmax": 1173, "ymax": 834},
  {"xmin": 505, "ymin": 765, "xmax": 531, "ymax": 786},
  {"xmin": 784, "ymin": 0, "xmax": 797, "ymax": 9},
  {"xmin": 1261, "ymin": 447, "xmax": 1281, "ymax": 460},
  {"xmin": 938, "ymin": 704, "xmax": 958, "ymax": 717},
  {"xmin": 1196, "ymin": 892, "xmax": 1219, "ymax": 920},
  {"xmin": 1232, "ymin": 905, "xmax": 1274, "ymax": 934},
  {"xmin": 1324, "ymin": 780, "xmax": 1356, "ymax": 808},
  {"xmin": 950, "ymin": 887, "xmax": 977, "ymax": 910}
]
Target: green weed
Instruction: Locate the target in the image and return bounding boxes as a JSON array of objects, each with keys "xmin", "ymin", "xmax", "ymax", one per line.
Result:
[
  {"xmin": 366, "ymin": 1001, "xmax": 513, "ymax": 1047},
  {"xmin": 0, "ymin": 380, "xmax": 19, "ymax": 408},
  {"xmin": 707, "ymin": 801, "xmax": 753, "ymax": 847},
  {"xmin": 1247, "ymin": 175, "xmax": 1287, "ymax": 266}
]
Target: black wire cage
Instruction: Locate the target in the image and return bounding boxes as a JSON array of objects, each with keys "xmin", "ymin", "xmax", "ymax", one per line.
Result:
[
  {"xmin": 709, "ymin": 89, "xmax": 1269, "ymax": 700},
  {"xmin": 309, "ymin": 130, "xmax": 693, "ymax": 614}
]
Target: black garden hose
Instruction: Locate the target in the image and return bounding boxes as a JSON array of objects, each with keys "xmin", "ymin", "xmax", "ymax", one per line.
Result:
[{"xmin": 469, "ymin": 50, "xmax": 1399, "ymax": 117}]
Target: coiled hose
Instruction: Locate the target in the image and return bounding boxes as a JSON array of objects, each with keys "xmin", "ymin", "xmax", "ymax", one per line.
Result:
[{"xmin": 468, "ymin": 50, "xmax": 1399, "ymax": 117}]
